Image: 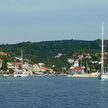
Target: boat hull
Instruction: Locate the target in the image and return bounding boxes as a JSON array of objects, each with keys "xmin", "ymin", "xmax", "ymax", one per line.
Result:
[
  {"xmin": 13, "ymin": 74, "xmax": 28, "ymax": 77},
  {"xmin": 13, "ymin": 71, "xmax": 29, "ymax": 77},
  {"xmin": 67, "ymin": 74, "xmax": 98, "ymax": 78},
  {"xmin": 98, "ymin": 74, "xmax": 108, "ymax": 80}
]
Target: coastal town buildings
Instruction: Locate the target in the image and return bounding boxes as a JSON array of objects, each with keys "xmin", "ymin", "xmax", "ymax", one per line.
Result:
[
  {"xmin": 33, "ymin": 63, "xmax": 53, "ymax": 73},
  {"xmin": 0, "ymin": 59, "xmax": 3, "ymax": 68},
  {"xmin": 0, "ymin": 50, "xmax": 106, "ymax": 76},
  {"xmin": 7, "ymin": 62, "xmax": 21, "ymax": 70},
  {"xmin": 0, "ymin": 52, "xmax": 7, "ymax": 56},
  {"xmin": 67, "ymin": 58, "xmax": 74, "ymax": 64},
  {"xmin": 69, "ymin": 66, "xmax": 85, "ymax": 74},
  {"xmin": 55, "ymin": 53, "xmax": 62, "ymax": 58}
]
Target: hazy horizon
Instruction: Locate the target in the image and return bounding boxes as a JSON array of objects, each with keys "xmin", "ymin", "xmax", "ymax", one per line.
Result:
[
  {"xmin": 0, "ymin": 0, "xmax": 108, "ymax": 44},
  {"xmin": 0, "ymin": 38, "xmax": 104, "ymax": 45}
]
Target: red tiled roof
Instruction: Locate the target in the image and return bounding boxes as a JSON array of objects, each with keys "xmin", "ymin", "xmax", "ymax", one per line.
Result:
[
  {"xmin": 72, "ymin": 67, "xmax": 84, "ymax": 70},
  {"xmin": 9, "ymin": 62, "xmax": 20, "ymax": 65}
]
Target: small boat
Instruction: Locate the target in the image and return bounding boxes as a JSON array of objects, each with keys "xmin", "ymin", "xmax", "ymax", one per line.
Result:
[
  {"xmin": 99, "ymin": 73, "xmax": 108, "ymax": 79},
  {"xmin": 67, "ymin": 73, "xmax": 98, "ymax": 78},
  {"xmin": 98, "ymin": 22, "xmax": 108, "ymax": 80},
  {"xmin": 13, "ymin": 71, "xmax": 28, "ymax": 77},
  {"xmin": 3, "ymin": 74, "xmax": 9, "ymax": 77}
]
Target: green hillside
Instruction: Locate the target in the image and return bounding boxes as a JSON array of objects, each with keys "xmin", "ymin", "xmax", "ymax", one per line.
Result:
[{"xmin": 0, "ymin": 39, "xmax": 106, "ymax": 71}]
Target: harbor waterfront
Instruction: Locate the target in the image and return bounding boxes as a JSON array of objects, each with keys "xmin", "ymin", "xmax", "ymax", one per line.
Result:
[
  {"xmin": 67, "ymin": 73, "xmax": 98, "ymax": 78},
  {"xmin": 0, "ymin": 76, "xmax": 108, "ymax": 108}
]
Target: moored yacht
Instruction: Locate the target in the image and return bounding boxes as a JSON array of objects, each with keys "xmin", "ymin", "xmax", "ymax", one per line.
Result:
[
  {"xmin": 13, "ymin": 70, "xmax": 29, "ymax": 77},
  {"xmin": 3, "ymin": 74, "xmax": 9, "ymax": 77}
]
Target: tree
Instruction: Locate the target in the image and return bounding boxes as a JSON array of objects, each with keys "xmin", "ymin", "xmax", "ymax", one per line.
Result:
[
  {"xmin": 9, "ymin": 68, "xmax": 14, "ymax": 74},
  {"xmin": 1, "ymin": 56, "xmax": 8, "ymax": 71}
]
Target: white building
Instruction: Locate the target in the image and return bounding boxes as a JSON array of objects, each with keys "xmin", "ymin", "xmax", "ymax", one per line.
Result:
[
  {"xmin": 7, "ymin": 62, "xmax": 21, "ymax": 69},
  {"xmin": 55, "ymin": 53, "xmax": 63, "ymax": 58},
  {"xmin": 33, "ymin": 63, "xmax": 53, "ymax": 73},
  {"xmin": 67, "ymin": 58, "xmax": 74, "ymax": 64},
  {"xmin": 0, "ymin": 59, "xmax": 3, "ymax": 68},
  {"xmin": 73, "ymin": 60, "xmax": 79, "ymax": 67}
]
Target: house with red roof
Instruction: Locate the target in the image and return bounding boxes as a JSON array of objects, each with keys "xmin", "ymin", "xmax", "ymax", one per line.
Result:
[
  {"xmin": 33, "ymin": 63, "xmax": 53, "ymax": 73},
  {"xmin": 69, "ymin": 66, "xmax": 85, "ymax": 74},
  {"xmin": 7, "ymin": 62, "xmax": 21, "ymax": 69}
]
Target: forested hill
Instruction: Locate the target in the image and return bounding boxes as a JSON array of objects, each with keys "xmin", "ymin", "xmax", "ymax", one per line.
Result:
[{"xmin": 0, "ymin": 39, "xmax": 105, "ymax": 70}]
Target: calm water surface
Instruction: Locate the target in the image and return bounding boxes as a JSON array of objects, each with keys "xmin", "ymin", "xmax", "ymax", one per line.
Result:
[{"xmin": 0, "ymin": 76, "xmax": 108, "ymax": 108}]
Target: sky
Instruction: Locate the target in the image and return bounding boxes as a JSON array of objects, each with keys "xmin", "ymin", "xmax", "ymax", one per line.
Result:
[{"xmin": 0, "ymin": 0, "xmax": 108, "ymax": 44}]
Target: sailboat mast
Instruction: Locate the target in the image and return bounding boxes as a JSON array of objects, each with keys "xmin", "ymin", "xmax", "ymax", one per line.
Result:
[{"xmin": 101, "ymin": 22, "xmax": 104, "ymax": 74}]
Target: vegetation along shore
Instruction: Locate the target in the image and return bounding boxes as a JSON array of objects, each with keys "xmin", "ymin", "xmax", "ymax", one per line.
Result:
[{"xmin": 0, "ymin": 39, "xmax": 107, "ymax": 76}]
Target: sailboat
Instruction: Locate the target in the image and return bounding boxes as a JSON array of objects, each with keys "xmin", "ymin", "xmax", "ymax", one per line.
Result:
[
  {"xmin": 13, "ymin": 49, "xmax": 29, "ymax": 77},
  {"xmin": 98, "ymin": 22, "xmax": 108, "ymax": 80}
]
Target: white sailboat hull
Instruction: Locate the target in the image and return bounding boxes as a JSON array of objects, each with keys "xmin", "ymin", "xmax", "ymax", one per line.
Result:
[
  {"xmin": 99, "ymin": 73, "xmax": 108, "ymax": 80},
  {"xmin": 13, "ymin": 71, "xmax": 29, "ymax": 77},
  {"xmin": 14, "ymin": 74, "xmax": 28, "ymax": 77}
]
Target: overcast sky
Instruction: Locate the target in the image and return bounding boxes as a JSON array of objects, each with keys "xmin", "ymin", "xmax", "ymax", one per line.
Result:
[{"xmin": 0, "ymin": 0, "xmax": 108, "ymax": 44}]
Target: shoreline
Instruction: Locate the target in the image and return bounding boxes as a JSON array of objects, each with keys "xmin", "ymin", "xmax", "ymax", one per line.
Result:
[{"xmin": 67, "ymin": 74, "xmax": 98, "ymax": 78}]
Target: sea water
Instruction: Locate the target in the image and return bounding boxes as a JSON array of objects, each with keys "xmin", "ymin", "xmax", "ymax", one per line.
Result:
[{"xmin": 0, "ymin": 76, "xmax": 108, "ymax": 108}]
